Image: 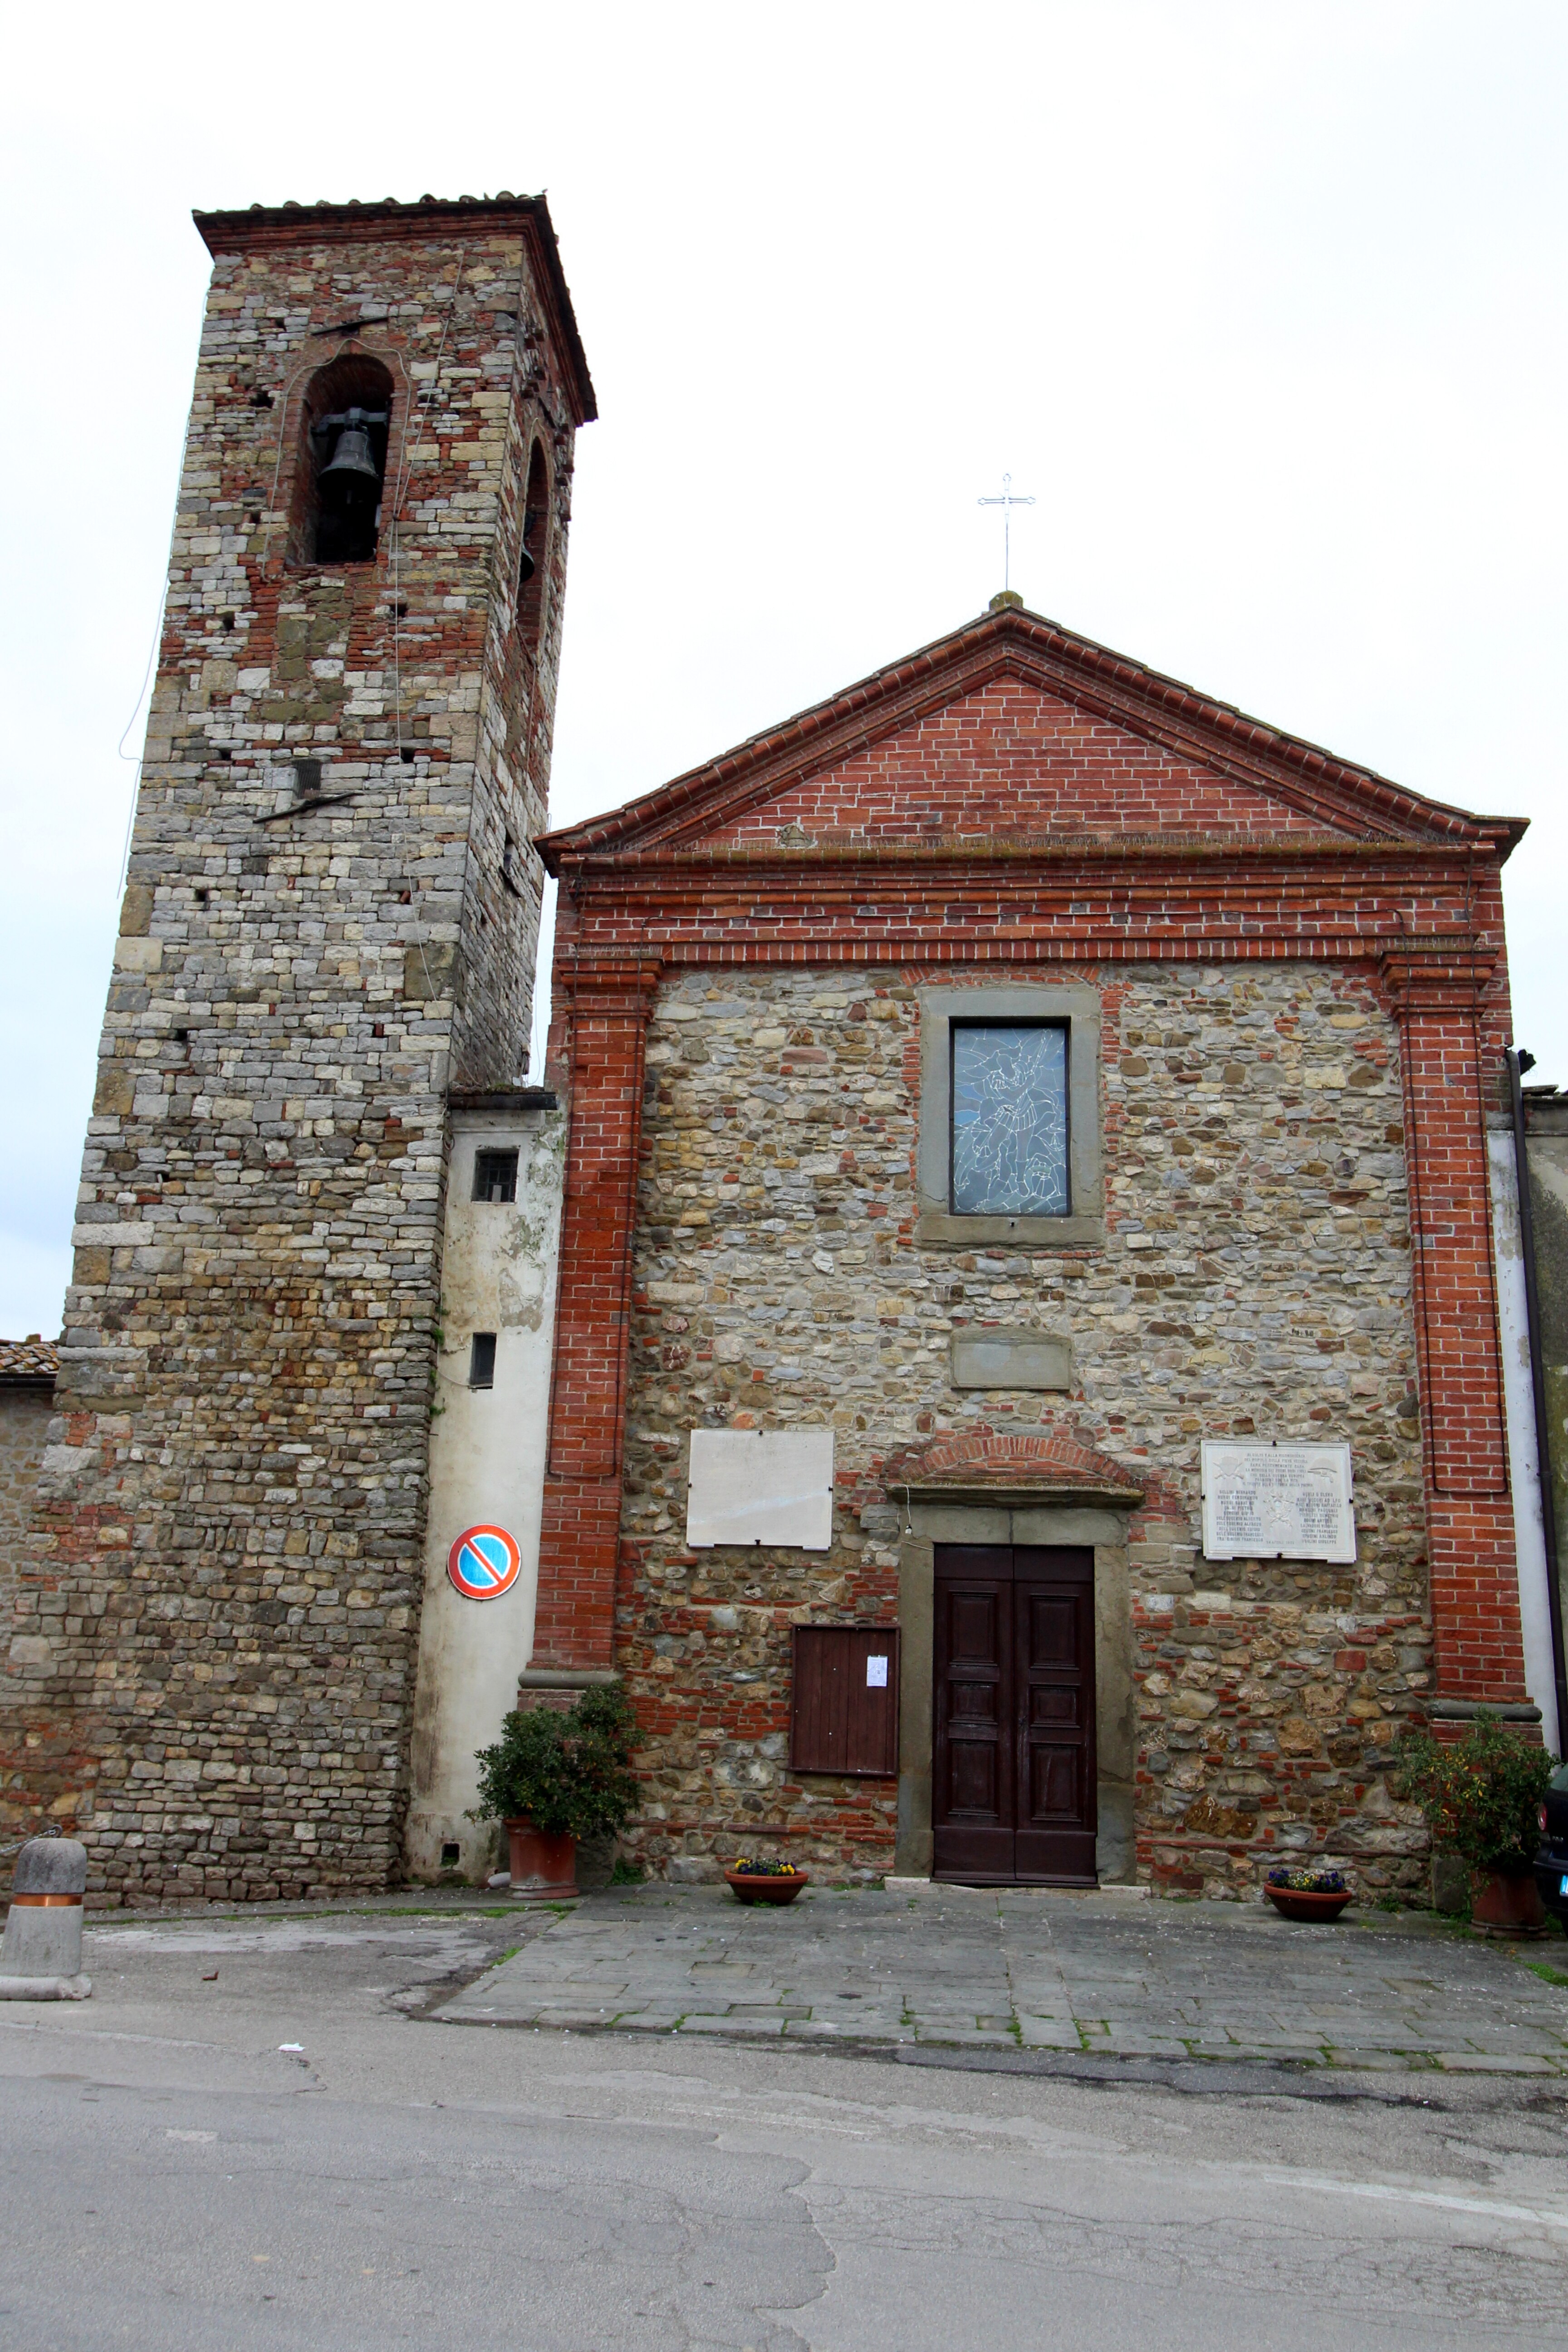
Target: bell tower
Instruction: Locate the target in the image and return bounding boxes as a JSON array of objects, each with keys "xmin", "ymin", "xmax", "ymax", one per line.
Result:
[{"xmin": 5, "ymin": 198, "xmax": 594, "ymax": 1899}]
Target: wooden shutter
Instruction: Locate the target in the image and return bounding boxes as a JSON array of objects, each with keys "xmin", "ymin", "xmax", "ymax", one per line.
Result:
[{"xmin": 789, "ymin": 1625, "xmax": 900, "ymax": 1777}]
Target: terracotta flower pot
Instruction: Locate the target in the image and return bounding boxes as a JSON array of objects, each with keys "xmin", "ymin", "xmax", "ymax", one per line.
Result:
[
  {"xmin": 505, "ymin": 1818, "xmax": 578, "ymax": 1898},
  {"xmin": 1264, "ymin": 1885, "xmax": 1353, "ymax": 1923},
  {"xmin": 1470, "ymin": 1868, "xmax": 1546, "ymax": 1935},
  {"xmin": 725, "ymin": 1868, "xmax": 809, "ymax": 1906}
]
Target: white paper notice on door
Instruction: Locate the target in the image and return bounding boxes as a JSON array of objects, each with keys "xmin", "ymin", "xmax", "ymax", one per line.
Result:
[{"xmin": 866, "ymin": 1654, "xmax": 889, "ymax": 1688}]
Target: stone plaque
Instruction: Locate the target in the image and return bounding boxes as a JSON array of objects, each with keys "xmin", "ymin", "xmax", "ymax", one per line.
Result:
[
  {"xmin": 950, "ymin": 1328, "xmax": 1071, "ymax": 1391},
  {"xmin": 686, "ymin": 1430, "xmax": 834, "ymax": 1550},
  {"xmin": 1200, "ymin": 1441, "xmax": 1356, "ymax": 1563}
]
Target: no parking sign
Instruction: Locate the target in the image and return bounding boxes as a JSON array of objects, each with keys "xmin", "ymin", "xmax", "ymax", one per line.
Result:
[{"xmin": 446, "ymin": 1524, "xmax": 522, "ymax": 1602}]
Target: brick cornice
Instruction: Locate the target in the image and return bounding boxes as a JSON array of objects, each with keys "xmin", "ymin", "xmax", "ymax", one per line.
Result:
[
  {"xmin": 538, "ymin": 609, "xmax": 1526, "ymax": 870},
  {"xmin": 552, "ymin": 927, "xmax": 1495, "ymax": 976},
  {"xmin": 554, "ymin": 835, "xmax": 1498, "ymax": 876}
]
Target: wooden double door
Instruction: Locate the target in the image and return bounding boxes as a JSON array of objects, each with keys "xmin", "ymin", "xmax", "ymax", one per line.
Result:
[{"xmin": 932, "ymin": 1545, "xmax": 1097, "ymax": 1886}]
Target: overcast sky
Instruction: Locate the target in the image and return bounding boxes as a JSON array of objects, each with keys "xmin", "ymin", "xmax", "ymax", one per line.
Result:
[{"xmin": 2, "ymin": 1, "xmax": 1563, "ymax": 1337}]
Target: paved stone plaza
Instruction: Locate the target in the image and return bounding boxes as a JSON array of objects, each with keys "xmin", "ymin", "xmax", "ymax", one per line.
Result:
[{"xmin": 436, "ymin": 1881, "xmax": 1568, "ymax": 2072}]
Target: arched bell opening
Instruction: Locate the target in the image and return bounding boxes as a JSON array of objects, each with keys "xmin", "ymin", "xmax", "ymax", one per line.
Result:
[
  {"xmin": 516, "ymin": 439, "xmax": 550, "ymax": 655},
  {"xmin": 292, "ymin": 353, "xmax": 395, "ymax": 567}
]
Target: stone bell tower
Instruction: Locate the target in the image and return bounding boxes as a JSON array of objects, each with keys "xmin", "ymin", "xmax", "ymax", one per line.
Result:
[{"xmin": 2, "ymin": 197, "xmax": 594, "ymax": 1900}]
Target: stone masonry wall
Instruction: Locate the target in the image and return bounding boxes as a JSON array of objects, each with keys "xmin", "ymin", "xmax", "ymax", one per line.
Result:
[
  {"xmin": 614, "ymin": 960, "xmax": 1436, "ymax": 1896},
  {"xmin": 0, "ymin": 1386, "xmax": 55, "ymax": 1749},
  {"xmin": 0, "ymin": 202, "xmax": 588, "ymax": 1900}
]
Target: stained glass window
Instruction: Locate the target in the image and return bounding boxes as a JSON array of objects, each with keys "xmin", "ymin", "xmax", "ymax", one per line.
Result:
[{"xmin": 950, "ymin": 1023, "xmax": 1069, "ymax": 1216}]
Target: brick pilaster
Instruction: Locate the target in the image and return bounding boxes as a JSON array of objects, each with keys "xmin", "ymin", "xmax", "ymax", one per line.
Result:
[
  {"xmin": 532, "ymin": 956, "xmax": 662, "ymax": 1668},
  {"xmin": 1383, "ymin": 946, "xmax": 1528, "ymax": 1705}
]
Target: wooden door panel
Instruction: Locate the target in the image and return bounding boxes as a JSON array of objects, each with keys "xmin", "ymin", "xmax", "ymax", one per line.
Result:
[
  {"xmin": 951, "ymin": 1676, "xmax": 1002, "ymax": 1721},
  {"xmin": 932, "ymin": 1553, "xmax": 1015, "ymax": 1879},
  {"xmin": 1014, "ymin": 1556, "xmax": 1096, "ymax": 1884},
  {"xmin": 1024, "ymin": 1593, "xmax": 1078, "ymax": 1666},
  {"xmin": 951, "ymin": 1740, "xmax": 1003, "ymax": 1817},
  {"xmin": 1028, "ymin": 1683, "xmax": 1082, "ymax": 1728},
  {"xmin": 1027, "ymin": 1742, "xmax": 1085, "ymax": 1822},
  {"xmin": 948, "ymin": 1589, "xmax": 1004, "ymax": 1665},
  {"xmin": 934, "ymin": 1544, "xmax": 1097, "ymax": 1886}
]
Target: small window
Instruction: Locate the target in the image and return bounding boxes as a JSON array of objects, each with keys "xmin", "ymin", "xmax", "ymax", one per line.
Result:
[
  {"xmin": 469, "ymin": 1333, "xmax": 497, "ymax": 1388},
  {"xmin": 950, "ymin": 1021, "xmax": 1068, "ymax": 1216},
  {"xmin": 473, "ymin": 1148, "xmax": 519, "ymax": 1204},
  {"xmin": 501, "ymin": 837, "xmax": 523, "ymax": 897}
]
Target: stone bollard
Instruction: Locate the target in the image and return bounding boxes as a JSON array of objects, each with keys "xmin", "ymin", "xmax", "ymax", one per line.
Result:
[{"xmin": 0, "ymin": 1836, "xmax": 92, "ymax": 1999}]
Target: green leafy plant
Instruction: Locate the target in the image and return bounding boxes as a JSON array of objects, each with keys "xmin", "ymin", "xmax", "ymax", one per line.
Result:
[
  {"xmin": 469, "ymin": 1682, "xmax": 639, "ymax": 1842},
  {"xmin": 1394, "ymin": 1713, "xmax": 1556, "ymax": 1875}
]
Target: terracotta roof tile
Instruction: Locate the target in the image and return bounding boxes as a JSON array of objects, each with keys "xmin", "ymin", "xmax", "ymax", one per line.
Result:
[{"xmin": 0, "ymin": 1338, "xmax": 59, "ymax": 1381}]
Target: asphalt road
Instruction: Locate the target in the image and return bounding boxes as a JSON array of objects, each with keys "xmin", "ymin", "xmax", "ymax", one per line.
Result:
[{"xmin": 2, "ymin": 1902, "xmax": 1567, "ymax": 2350}]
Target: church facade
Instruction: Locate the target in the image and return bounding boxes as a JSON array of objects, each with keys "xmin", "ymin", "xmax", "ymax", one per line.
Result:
[
  {"xmin": 3, "ymin": 191, "xmax": 1556, "ymax": 1904},
  {"xmin": 528, "ymin": 608, "xmax": 1551, "ymax": 1896}
]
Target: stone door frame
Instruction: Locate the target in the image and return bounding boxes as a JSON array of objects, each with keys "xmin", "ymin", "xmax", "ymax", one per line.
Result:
[{"xmin": 894, "ymin": 1492, "xmax": 1140, "ymax": 1884}]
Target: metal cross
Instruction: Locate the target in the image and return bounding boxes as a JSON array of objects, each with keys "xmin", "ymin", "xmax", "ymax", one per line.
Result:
[{"xmin": 977, "ymin": 472, "xmax": 1035, "ymax": 592}]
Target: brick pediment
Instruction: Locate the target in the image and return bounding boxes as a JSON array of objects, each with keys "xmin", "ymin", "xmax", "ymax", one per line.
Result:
[
  {"xmin": 700, "ymin": 677, "xmax": 1348, "ymax": 852},
  {"xmin": 538, "ymin": 606, "xmax": 1524, "ymax": 873}
]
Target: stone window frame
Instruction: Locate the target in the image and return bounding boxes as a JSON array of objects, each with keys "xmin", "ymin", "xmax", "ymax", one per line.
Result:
[{"xmin": 915, "ymin": 981, "xmax": 1104, "ymax": 1248}]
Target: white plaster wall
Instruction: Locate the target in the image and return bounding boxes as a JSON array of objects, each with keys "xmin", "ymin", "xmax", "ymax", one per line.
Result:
[
  {"xmin": 405, "ymin": 1107, "xmax": 566, "ymax": 1878},
  {"xmin": 1489, "ymin": 1129, "xmax": 1560, "ymax": 1755}
]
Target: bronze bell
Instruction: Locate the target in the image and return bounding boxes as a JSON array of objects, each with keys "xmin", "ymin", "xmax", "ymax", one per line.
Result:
[
  {"xmin": 320, "ymin": 412, "xmax": 381, "ymax": 494},
  {"xmin": 517, "ymin": 503, "xmax": 539, "ymax": 585}
]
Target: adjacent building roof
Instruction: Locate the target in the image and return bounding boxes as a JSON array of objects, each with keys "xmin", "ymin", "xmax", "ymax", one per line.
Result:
[{"xmin": 0, "ymin": 1338, "xmax": 58, "ymax": 1383}]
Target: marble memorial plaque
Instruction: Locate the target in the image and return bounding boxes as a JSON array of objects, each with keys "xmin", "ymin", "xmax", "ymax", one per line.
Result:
[
  {"xmin": 1200, "ymin": 1440, "xmax": 1356, "ymax": 1563},
  {"xmin": 686, "ymin": 1430, "xmax": 834, "ymax": 1550}
]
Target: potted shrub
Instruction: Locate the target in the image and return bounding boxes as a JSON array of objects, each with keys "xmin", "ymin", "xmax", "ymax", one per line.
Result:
[
  {"xmin": 470, "ymin": 1682, "xmax": 639, "ymax": 1897},
  {"xmin": 1395, "ymin": 1711, "xmax": 1557, "ymax": 1932}
]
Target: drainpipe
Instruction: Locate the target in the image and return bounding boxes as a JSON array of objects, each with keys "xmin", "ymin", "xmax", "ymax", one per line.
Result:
[{"xmin": 1506, "ymin": 1045, "xmax": 1568, "ymax": 1752}]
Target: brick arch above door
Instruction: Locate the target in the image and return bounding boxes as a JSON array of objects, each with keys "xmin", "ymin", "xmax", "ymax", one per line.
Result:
[{"xmin": 880, "ymin": 1429, "xmax": 1149, "ymax": 1514}]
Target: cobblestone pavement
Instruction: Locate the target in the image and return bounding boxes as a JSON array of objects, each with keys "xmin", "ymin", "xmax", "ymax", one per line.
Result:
[{"xmin": 435, "ymin": 1881, "xmax": 1568, "ymax": 2072}]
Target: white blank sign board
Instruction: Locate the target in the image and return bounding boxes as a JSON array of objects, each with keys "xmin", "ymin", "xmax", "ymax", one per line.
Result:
[
  {"xmin": 686, "ymin": 1430, "xmax": 834, "ymax": 1550},
  {"xmin": 1200, "ymin": 1440, "xmax": 1356, "ymax": 1563}
]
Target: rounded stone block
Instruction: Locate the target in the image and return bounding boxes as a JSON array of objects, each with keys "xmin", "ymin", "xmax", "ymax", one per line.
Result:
[{"xmin": 3, "ymin": 1837, "xmax": 87, "ymax": 1982}]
